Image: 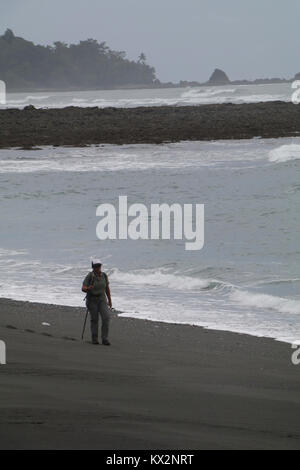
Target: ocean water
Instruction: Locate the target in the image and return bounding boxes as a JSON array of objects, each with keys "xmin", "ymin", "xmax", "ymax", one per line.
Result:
[
  {"xmin": 0, "ymin": 137, "xmax": 299, "ymax": 343},
  {"xmin": 1, "ymin": 82, "xmax": 294, "ymax": 109}
]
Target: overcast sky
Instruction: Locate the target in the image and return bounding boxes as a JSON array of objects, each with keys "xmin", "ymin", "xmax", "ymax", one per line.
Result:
[{"xmin": 1, "ymin": 0, "xmax": 299, "ymax": 82}]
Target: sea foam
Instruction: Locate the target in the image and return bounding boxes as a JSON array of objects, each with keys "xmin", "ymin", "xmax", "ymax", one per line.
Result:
[
  {"xmin": 269, "ymin": 144, "xmax": 300, "ymax": 163},
  {"xmin": 230, "ymin": 289, "xmax": 300, "ymax": 316},
  {"xmin": 109, "ymin": 268, "xmax": 218, "ymax": 291}
]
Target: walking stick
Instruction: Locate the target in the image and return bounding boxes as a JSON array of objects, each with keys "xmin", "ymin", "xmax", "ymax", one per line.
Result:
[{"xmin": 81, "ymin": 307, "xmax": 89, "ymax": 340}]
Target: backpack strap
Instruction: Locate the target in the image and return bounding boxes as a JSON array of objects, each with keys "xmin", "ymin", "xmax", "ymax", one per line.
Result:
[
  {"xmin": 88, "ymin": 271, "xmax": 95, "ymax": 286},
  {"xmin": 103, "ymin": 272, "xmax": 108, "ymax": 287},
  {"xmin": 84, "ymin": 272, "xmax": 95, "ymax": 302}
]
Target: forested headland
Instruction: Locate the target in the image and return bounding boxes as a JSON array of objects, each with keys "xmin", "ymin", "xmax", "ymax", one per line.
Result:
[{"xmin": 0, "ymin": 29, "xmax": 157, "ymax": 91}]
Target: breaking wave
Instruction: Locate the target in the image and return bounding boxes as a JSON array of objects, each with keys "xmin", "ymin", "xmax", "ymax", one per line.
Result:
[
  {"xmin": 230, "ymin": 289, "xmax": 300, "ymax": 316},
  {"xmin": 110, "ymin": 268, "xmax": 225, "ymax": 291},
  {"xmin": 269, "ymin": 144, "xmax": 300, "ymax": 163},
  {"xmin": 7, "ymin": 95, "xmax": 50, "ymax": 105}
]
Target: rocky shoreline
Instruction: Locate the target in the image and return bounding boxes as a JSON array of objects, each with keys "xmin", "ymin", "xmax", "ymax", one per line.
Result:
[{"xmin": 0, "ymin": 101, "xmax": 300, "ymax": 148}]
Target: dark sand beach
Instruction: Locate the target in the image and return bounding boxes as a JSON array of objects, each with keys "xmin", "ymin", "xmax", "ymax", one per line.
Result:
[
  {"xmin": 0, "ymin": 298, "xmax": 299, "ymax": 450},
  {"xmin": 0, "ymin": 101, "xmax": 300, "ymax": 148}
]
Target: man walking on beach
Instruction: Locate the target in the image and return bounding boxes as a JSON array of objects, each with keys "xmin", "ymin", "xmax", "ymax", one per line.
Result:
[{"xmin": 82, "ymin": 259, "xmax": 112, "ymax": 345}]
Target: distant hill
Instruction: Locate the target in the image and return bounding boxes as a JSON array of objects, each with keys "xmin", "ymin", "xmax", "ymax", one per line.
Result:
[{"xmin": 0, "ymin": 29, "xmax": 157, "ymax": 91}]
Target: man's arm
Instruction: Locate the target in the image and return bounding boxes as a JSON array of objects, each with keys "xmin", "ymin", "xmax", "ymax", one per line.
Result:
[
  {"xmin": 82, "ymin": 283, "xmax": 94, "ymax": 293},
  {"xmin": 82, "ymin": 273, "xmax": 94, "ymax": 293},
  {"xmin": 106, "ymin": 284, "xmax": 112, "ymax": 308}
]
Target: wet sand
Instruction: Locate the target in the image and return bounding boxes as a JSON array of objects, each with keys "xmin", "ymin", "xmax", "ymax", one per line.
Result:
[
  {"xmin": 0, "ymin": 297, "xmax": 299, "ymax": 449},
  {"xmin": 0, "ymin": 101, "xmax": 300, "ymax": 148}
]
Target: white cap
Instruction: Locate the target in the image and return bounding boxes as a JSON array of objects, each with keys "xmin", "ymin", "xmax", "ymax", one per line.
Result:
[{"xmin": 91, "ymin": 258, "xmax": 102, "ymax": 266}]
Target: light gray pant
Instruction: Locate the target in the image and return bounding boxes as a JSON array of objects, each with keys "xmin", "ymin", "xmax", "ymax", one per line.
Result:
[{"xmin": 87, "ymin": 297, "xmax": 110, "ymax": 342}]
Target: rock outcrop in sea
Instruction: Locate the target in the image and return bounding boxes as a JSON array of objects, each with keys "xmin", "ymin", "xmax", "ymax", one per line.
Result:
[{"xmin": 208, "ymin": 69, "xmax": 230, "ymax": 85}]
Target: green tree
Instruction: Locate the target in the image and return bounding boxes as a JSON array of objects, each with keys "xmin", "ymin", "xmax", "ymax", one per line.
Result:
[{"xmin": 0, "ymin": 29, "xmax": 157, "ymax": 90}]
